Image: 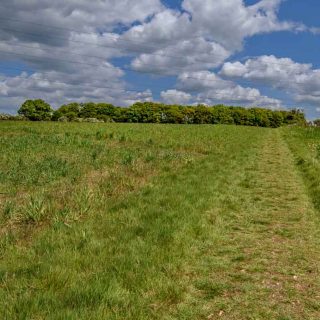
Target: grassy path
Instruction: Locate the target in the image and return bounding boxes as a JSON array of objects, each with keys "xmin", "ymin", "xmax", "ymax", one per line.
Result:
[
  {"xmin": 1, "ymin": 125, "xmax": 320, "ymax": 319},
  {"xmin": 194, "ymin": 129, "xmax": 320, "ymax": 319}
]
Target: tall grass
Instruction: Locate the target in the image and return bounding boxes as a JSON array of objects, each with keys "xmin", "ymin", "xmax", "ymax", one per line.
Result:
[
  {"xmin": 282, "ymin": 126, "xmax": 320, "ymax": 209},
  {"xmin": 1, "ymin": 122, "xmax": 320, "ymax": 319}
]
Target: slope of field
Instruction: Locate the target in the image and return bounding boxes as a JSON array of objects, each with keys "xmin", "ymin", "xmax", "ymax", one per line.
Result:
[
  {"xmin": 282, "ymin": 126, "xmax": 320, "ymax": 211},
  {"xmin": 0, "ymin": 122, "xmax": 320, "ymax": 319}
]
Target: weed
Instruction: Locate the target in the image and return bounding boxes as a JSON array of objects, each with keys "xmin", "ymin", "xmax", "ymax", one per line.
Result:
[
  {"xmin": 145, "ymin": 152, "xmax": 156, "ymax": 163},
  {"xmin": 2, "ymin": 201, "xmax": 15, "ymax": 219},
  {"xmin": 24, "ymin": 195, "xmax": 47, "ymax": 223},
  {"xmin": 121, "ymin": 152, "xmax": 134, "ymax": 165},
  {"xmin": 95, "ymin": 130, "xmax": 105, "ymax": 140}
]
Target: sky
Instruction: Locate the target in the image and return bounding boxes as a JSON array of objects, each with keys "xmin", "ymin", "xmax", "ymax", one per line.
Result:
[{"xmin": 0, "ymin": 0, "xmax": 320, "ymax": 119}]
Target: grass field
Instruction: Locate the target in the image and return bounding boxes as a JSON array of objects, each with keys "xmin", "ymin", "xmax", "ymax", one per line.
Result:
[{"xmin": 1, "ymin": 122, "xmax": 320, "ymax": 319}]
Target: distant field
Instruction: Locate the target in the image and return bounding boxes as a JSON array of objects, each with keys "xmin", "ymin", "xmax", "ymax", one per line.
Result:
[{"xmin": 1, "ymin": 122, "xmax": 320, "ymax": 319}]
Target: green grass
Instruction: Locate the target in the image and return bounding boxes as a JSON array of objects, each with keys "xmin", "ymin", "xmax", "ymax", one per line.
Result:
[
  {"xmin": 282, "ymin": 126, "xmax": 320, "ymax": 210},
  {"xmin": 1, "ymin": 122, "xmax": 320, "ymax": 319}
]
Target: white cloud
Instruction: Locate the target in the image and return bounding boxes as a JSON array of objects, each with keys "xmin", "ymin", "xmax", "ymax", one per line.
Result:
[
  {"xmin": 131, "ymin": 38, "xmax": 231, "ymax": 75},
  {"xmin": 0, "ymin": 0, "xmax": 163, "ymax": 112},
  {"xmin": 177, "ymin": 71, "xmax": 282, "ymax": 108},
  {"xmin": 220, "ymin": 55, "xmax": 320, "ymax": 107},
  {"xmin": 0, "ymin": 69, "xmax": 153, "ymax": 112},
  {"xmin": 181, "ymin": 0, "xmax": 298, "ymax": 50},
  {"xmin": 120, "ymin": 10, "xmax": 192, "ymax": 51},
  {"xmin": 123, "ymin": 0, "xmax": 298, "ymax": 52},
  {"xmin": 160, "ymin": 90, "xmax": 192, "ymax": 105},
  {"xmin": 0, "ymin": 0, "xmax": 315, "ymax": 113},
  {"xmin": 220, "ymin": 55, "xmax": 311, "ymax": 88},
  {"xmin": 0, "ymin": 0, "xmax": 164, "ymax": 35},
  {"xmin": 122, "ymin": 0, "xmax": 301, "ymax": 77}
]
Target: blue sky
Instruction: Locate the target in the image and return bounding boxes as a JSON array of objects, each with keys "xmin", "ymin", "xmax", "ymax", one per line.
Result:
[{"xmin": 1, "ymin": 0, "xmax": 320, "ymax": 119}]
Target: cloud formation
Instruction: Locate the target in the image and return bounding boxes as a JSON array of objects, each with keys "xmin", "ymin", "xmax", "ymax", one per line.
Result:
[
  {"xmin": 0, "ymin": 0, "xmax": 317, "ymax": 114},
  {"xmin": 220, "ymin": 55, "xmax": 320, "ymax": 107},
  {"xmin": 177, "ymin": 71, "xmax": 282, "ymax": 108},
  {"xmin": 160, "ymin": 89, "xmax": 192, "ymax": 105}
]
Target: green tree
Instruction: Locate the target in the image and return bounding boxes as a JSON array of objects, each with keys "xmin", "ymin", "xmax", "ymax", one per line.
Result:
[
  {"xmin": 52, "ymin": 102, "xmax": 81, "ymax": 121},
  {"xmin": 313, "ymin": 119, "xmax": 320, "ymax": 127},
  {"xmin": 269, "ymin": 111, "xmax": 284, "ymax": 128},
  {"xmin": 79, "ymin": 102, "xmax": 98, "ymax": 118},
  {"xmin": 194, "ymin": 105, "xmax": 212, "ymax": 124},
  {"xmin": 96, "ymin": 103, "xmax": 116, "ymax": 117},
  {"xmin": 18, "ymin": 99, "xmax": 53, "ymax": 121}
]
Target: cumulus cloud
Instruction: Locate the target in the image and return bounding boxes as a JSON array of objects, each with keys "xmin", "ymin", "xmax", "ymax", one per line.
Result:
[
  {"xmin": 0, "ymin": 0, "xmax": 163, "ymax": 35},
  {"xmin": 220, "ymin": 55, "xmax": 311, "ymax": 88},
  {"xmin": 0, "ymin": 0, "xmax": 163, "ymax": 112},
  {"xmin": 122, "ymin": 0, "xmax": 298, "ymax": 58},
  {"xmin": 182, "ymin": 0, "xmax": 297, "ymax": 50},
  {"xmin": 220, "ymin": 55, "xmax": 320, "ymax": 107},
  {"xmin": 177, "ymin": 71, "xmax": 282, "ymax": 108},
  {"xmin": 0, "ymin": 0, "xmax": 316, "ymax": 113},
  {"xmin": 122, "ymin": 0, "xmax": 301, "ymax": 76},
  {"xmin": 160, "ymin": 90, "xmax": 192, "ymax": 105},
  {"xmin": 0, "ymin": 69, "xmax": 153, "ymax": 112},
  {"xmin": 131, "ymin": 38, "xmax": 231, "ymax": 75}
]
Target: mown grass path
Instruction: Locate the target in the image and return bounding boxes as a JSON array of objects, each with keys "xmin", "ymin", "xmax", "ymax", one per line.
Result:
[
  {"xmin": 194, "ymin": 129, "xmax": 320, "ymax": 319},
  {"xmin": 1, "ymin": 125, "xmax": 320, "ymax": 319}
]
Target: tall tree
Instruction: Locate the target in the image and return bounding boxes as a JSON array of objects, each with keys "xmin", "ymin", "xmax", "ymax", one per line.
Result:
[{"xmin": 18, "ymin": 99, "xmax": 53, "ymax": 121}]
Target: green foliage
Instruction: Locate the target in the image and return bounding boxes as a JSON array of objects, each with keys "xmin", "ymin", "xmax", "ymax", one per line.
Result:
[
  {"xmin": 52, "ymin": 102, "xmax": 81, "ymax": 121},
  {"xmin": 14, "ymin": 99, "xmax": 307, "ymax": 127},
  {"xmin": 0, "ymin": 114, "xmax": 26, "ymax": 121},
  {"xmin": 282, "ymin": 109, "xmax": 306, "ymax": 126},
  {"xmin": 313, "ymin": 119, "xmax": 320, "ymax": 127},
  {"xmin": 18, "ymin": 99, "xmax": 53, "ymax": 121},
  {"xmin": 283, "ymin": 126, "xmax": 320, "ymax": 210},
  {"xmin": 24, "ymin": 195, "xmax": 47, "ymax": 223},
  {"xmin": 75, "ymin": 102, "xmax": 306, "ymax": 127}
]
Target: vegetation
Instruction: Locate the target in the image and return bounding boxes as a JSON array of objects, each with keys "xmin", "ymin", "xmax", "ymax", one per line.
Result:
[
  {"xmin": 313, "ymin": 119, "xmax": 320, "ymax": 127},
  {"xmin": 52, "ymin": 101, "xmax": 306, "ymax": 127},
  {"xmin": 0, "ymin": 114, "xmax": 26, "ymax": 121},
  {"xmin": 1, "ymin": 122, "xmax": 320, "ymax": 319},
  {"xmin": 282, "ymin": 126, "xmax": 320, "ymax": 210},
  {"xmin": 18, "ymin": 99, "xmax": 53, "ymax": 121},
  {"xmin": 3, "ymin": 99, "xmax": 307, "ymax": 127}
]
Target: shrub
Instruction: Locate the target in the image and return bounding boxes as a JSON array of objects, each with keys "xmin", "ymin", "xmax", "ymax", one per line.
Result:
[
  {"xmin": 313, "ymin": 119, "xmax": 320, "ymax": 127},
  {"xmin": 14, "ymin": 99, "xmax": 307, "ymax": 128},
  {"xmin": 96, "ymin": 115, "xmax": 114, "ymax": 123},
  {"xmin": 83, "ymin": 118, "xmax": 104, "ymax": 123},
  {"xmin": 0, "ymin": 114, "xmax": 11, "ymax": 121},
  {"xmin": 0, "ymin": 113, "xmax": 27, "ymax": 121},
  {"xmin": 58, "ymin": 116, "xmax": 69, "ymax": 122},
  {"xmin": 18, "ymin": 99, "xmax": 53, "ymax": 121}
]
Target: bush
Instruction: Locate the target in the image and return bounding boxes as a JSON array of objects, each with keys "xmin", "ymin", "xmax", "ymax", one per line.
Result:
[
  {"xmin": 0, "ymin": 113, "xmax": 28, "ymax": 121},
  {"xmin": 83, "ymin": 118, "xmax": 104, "ymax": 123},
  {"xmin": 58, "ymin": 116, "xmax": 69, "ymax": 122},
  {"xmin": 15, "ymin": 99, "xmax": 307, "ymax": 128},
  {"xmin": 18, "ymin": 99, "xmax": 53, "ymax": 121},
  {"xmin": 0, "ymin": 114, "xmax": 11, "ymax": 121},
  {"xmin": 313, "ymin": 119, "xmax": 320, "ymax": 127},
  {"xmin": 96, "ymin": 115, "xmax": 114, "ymax": 123}
]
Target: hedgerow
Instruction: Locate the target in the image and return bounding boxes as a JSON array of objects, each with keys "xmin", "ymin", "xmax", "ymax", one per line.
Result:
[{"xmin": 15, "ymin": 100, "xmax": 307, "ymax": 128}]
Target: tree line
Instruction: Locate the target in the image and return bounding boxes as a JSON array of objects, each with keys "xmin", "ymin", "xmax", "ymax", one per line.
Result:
[{"xmin": 0, "ymin": 99, "xmax": 308, "ymax": 128}]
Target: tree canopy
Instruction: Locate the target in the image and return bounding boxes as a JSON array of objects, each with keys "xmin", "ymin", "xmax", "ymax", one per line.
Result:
[
  {"xmin": 18, "ymin": 99, "xmax": 53, "ymax": 121},
  {"xmin": 17, "ymin": 100, "xmax": 306, "ymax": 127}
]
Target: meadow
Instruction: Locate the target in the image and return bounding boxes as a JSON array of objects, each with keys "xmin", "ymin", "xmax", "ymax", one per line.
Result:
[{"xmin": 1, "ymin": 121, "xmax": 320, "ymax": 319}]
